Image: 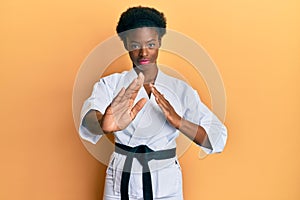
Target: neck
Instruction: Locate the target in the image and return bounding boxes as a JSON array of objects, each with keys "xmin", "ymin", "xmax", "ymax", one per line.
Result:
[{"xmin": 134, "ymin": 64, "xmax": 158, "ymax": 84}]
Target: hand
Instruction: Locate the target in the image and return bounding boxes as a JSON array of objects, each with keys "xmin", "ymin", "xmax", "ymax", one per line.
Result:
[
  {"xmin": 101, "ymin": 73, "xmax": 147, "ymax": 133},
  {"xmin": 151, "ymin": 84, "xmax": 212, "ymax": 149},
  {"xmin": 151, "ymin": 84, "xmax": 182, "ymax": 129}
]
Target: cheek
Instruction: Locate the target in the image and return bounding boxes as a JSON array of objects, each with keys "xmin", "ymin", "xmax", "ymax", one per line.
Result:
[
  {"xmin": 128, "ymin": 51, "xmax": 138, "ymax": 60},
  {"xmin": 151, "ymin": 49, "xmax": 159, "ymax": 60}
]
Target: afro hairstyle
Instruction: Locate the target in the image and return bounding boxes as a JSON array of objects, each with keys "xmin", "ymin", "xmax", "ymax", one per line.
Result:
[{"xmin": 116, "ymin": 6, "xmax": 167, "ymax": 44}]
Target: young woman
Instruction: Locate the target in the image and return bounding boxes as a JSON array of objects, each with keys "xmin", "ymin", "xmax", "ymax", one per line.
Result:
[{"xmin": 79, "ymin": 6, "xmax": 227, "ymax": 200}]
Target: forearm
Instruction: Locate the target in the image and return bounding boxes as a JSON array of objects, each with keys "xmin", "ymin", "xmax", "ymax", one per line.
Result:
[
  {"xmin": 178, "ymin": 118, "xmax": 212, "ymax": 150},
  {"xmin": 82, "ymin": 109, "xmax": 109, "ymax": 135}
]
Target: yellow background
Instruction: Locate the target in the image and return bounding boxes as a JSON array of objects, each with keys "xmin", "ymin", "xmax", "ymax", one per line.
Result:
[{"xmin": 1, "ymin": 0, "xmax": 299, "ymax": 199}]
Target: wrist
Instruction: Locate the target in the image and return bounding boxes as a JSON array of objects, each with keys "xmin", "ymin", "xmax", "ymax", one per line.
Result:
[
  {"xmin": 99, "ymin": 118, "xmax": 114, "ymax": 134},
  {"xmin": 173, "ymin": 115, "xmax": 182, "ymax": 129}
]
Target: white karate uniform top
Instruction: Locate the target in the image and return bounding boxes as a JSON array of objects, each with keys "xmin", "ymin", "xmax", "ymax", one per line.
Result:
[{"xmin": 79, "ymin": 69, "xmax": 227, "ymax": 200}]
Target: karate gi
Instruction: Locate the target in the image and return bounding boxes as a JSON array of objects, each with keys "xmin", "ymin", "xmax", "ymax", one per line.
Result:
[{"xmin": 79, "ymin": 69, "xmax": 227, "ymax": 200}]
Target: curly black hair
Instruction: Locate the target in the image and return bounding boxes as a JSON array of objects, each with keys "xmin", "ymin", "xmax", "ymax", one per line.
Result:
[{"xmin": 116, "ymin": 6, "xmax": 167, "ymax": 43}]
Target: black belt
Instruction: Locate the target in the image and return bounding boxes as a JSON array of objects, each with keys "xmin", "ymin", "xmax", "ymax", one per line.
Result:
[{"xmin": 115, "ymin": 143, "xmax": 176, "ymax": 200}]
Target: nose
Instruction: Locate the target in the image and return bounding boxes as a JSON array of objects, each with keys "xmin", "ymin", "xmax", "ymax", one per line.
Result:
[{"xmin": 139, "ymin": 47, "xmax": 148, "ymax": 57}]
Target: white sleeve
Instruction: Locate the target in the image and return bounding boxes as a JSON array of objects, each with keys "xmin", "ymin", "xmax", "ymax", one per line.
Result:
[
  {"xmin": 79, "ymin": 78, "xmax": 113, "ymax": 144},
  {"xmin": 183, "ymin": 89, "xmax": 228, "ymax": 154}
]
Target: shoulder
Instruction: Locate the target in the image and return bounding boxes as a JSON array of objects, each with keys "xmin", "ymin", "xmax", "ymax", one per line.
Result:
[
  {"xmin": 100, "ymin": 71, "xmax": 128, "ymax": 83},
  {"xmin": 90, "ymin": 71, "xmax": 129, "ymax": 100},
  {"xmin": 158, "ymin": 71, "xmax": 196, "ymax": 95},
  {"xmin": 96, "ymin": 71, "xmax": 128, "ymax": 88},
  {"xmin": 158, "ymin": 71, "xmax": 203, "ymax": 108}
]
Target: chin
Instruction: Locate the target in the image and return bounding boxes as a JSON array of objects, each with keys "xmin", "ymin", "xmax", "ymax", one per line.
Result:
[
  {"xmin": 134, "ymin": 63, "xmax": 155, "ymax": 71},
  {"xmin": 135, "ymin": 65, "xmax": 146, "ymax": 71}
]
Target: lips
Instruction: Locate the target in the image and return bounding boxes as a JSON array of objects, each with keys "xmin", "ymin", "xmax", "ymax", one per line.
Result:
[{"xmin": 138, "ymin": 59, "xmax": 150, "ymax": 65}]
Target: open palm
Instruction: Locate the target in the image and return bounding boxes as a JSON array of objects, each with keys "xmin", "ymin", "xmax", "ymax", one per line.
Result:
[{"xmin": 101, "ymin": 73, "xmax": 147, "ymax": 133}]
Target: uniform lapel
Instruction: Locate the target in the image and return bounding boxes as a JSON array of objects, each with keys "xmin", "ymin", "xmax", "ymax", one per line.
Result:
[{"xmin": 130, "ymin": 70, "xmax": 167, "ymax": 139}]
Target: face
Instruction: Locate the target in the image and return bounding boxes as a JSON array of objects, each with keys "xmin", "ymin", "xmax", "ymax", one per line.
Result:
[{"xmin": 125, "ymin": 27, "xmax": 161, "ymax": 72}]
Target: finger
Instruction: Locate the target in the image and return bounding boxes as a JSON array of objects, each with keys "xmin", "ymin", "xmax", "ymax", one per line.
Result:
[
  {"xmin": 151, "ymin": 86, "xmax": 173, "ymax": 112},
  {"xmin": 154, "ymin": 97, "xmax": 171, "ymax": 120},
  {"xmin": 111, "ymin": 87, "xmax": 125, "ymax": 106},
  {"xmin": 111, "ymin": 87, "xmax": 130, "ymax": 114},
  {"xmin": 124, "ymin": 76, "xmax": 143, "ymax": 99},
  {"xmin": 154, "ymin": 95, "xmax": 164, "ymax": 109},
  {"xmin": 155, "ymin": 95, "xmax": 168, "ymax": 110},
  {"xmin": 151, "ymin": 87, "xmax": 165, "ymax": 107},
  {"xmin": 151, "ymin": 85, "xmax": 164, "ymax": 99},
  {"xmin": 124, "ymin": 78, "xmax": 138, "ymax": 98},
  {"xmin": 151, "ymin": 86, "xmax": 167, "ymax": 105},
  {"xmin": 151, "ymin": 86, "xmax": 163, "ymax": 105},
  {"xmin": 125, "ymin": 73, "xmax": 144, "ymax": 101},
  {"xmin": 137, "ymin": 72, "xmax": 145, "ymax": 84},
  {"xmin": 128, "ymin": 86, "xmax": 142, "ymax": 108},
  {"xmin": 133, "ymin": 73, "xmax": 144, "ymax": 91},
  {"xmin": 130, "ymin": 98, "xmax": 147, "ymax": 119}
]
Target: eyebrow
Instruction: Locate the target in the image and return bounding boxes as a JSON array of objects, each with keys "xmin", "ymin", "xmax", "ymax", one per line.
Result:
[{"xmin": 129, "ymin": 39, "xmax": 157, "ymax": 43}]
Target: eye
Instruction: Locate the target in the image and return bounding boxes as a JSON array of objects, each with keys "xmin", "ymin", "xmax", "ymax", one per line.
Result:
[
  {"xmin": 148, "ymin": 43, "xmax": 156, "ymax": 48},
  {"xmin": 130, "ymin": 44, "xmax": 140, "ymax": 50}
]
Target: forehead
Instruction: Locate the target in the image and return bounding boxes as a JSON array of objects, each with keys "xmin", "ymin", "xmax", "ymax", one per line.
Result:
[{"xmin": 126, "ymin": 27, "xmax": 159, "ymax": 42}]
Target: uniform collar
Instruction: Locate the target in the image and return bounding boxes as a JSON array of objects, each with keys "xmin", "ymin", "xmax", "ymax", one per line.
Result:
[{"xmin": 123, "ymin": 67, "xmax": 166, "ymax": 86}]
